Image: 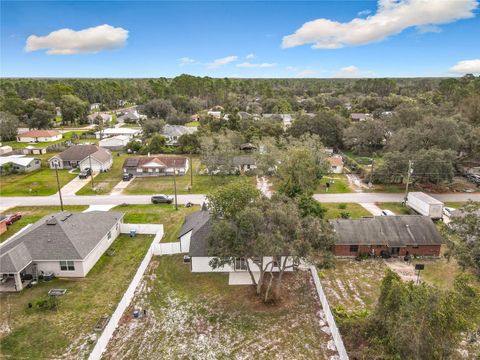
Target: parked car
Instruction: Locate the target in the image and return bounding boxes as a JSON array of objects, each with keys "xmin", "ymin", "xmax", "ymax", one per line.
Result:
[
  {"xmin": 381, "ymin": 210, "xmax": 395, "ymax": 216},
  {"xmin": 443, "ymin": 207, "xmax": 456, "ymax": 217},
  {"xmin": 151, "ymin": 194, "xmax": 173, "ymax": 204},
  {"xmin": 122, "ymin": 173, "xmax": 133, "ymax": 181},
  {"xmin": 79, "ymin": 168, "xmax": 92, "ymax": 179},
  {"xmin": 5, "ymin": 213, "xmax": 22, "ymax": 225}
]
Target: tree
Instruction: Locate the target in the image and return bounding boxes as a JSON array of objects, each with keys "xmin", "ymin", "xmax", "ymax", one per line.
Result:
[
  {"xmin": 208, "ymin": 195, "xmax": 334, "ymax": 301},
  {"xmin": 141, "ymin": 118, "xmax": 166, "ymax": 138},
  {"xmin": 445, "ymin": 202, "xmax": 480, "ymax": 276},
  {"xmin": 0, "ymin": 111, "xmax": 19, "ymax": 141},
  {"xmin": 141, "ymin": 99, "xmax": 176, "ymax": 120},
  {"xmin": 23, "ymin": 99, "xmax": 56, "ymax": 129},
  {"xmin": 177, "ymin": 133, "xmax": 200, "ymax": 154},
  {"xmin": 60, "ymin": 95, "xmax": 88, "ymax": 124},
  {"xmin": 199, "ymin": 131, "xmax": 243, "ymax": 174},
  {"xmin": 206, "ymin": 177, "xmax": 260, "ymax": 220},
  {"xmin": 344, "ymin": 119, "xmax": 387, "ymax": 155},
  {"xmin": 143, "ymin": 134, "xmax": 166, "ymax": 154}
]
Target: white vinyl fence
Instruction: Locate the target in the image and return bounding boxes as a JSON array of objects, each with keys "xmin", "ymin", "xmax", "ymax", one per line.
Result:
[
  {"xmin": 88, "ymin": 223, "xmax": 164, "ymax": 360},
  {"xmin": 153, "ymin": 241, "xmax": 182, "ymax": 255},
  {"xmin": 309, "ymin": 265, "xmax": 349, "ymax": 360}
]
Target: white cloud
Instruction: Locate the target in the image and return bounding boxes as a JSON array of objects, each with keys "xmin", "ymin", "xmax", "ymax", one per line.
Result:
[
  {"xmin": 25, "ymin": 24, "xmax": 128, "ymax": 55},
  {"xmin": 416, "ymin": 24, "xmax": 442, "ymax": 33},
  {"xmin": 207, "ymin": 55, "xmax": 238, "ymax": 68},
  {"xmin": 335, "ymin": 66, "xmax": 362, "ymax": 77},
  {"xmin": 282, "ymin": 0, "xmax": 477, "ymax": 49},
  {"xmin": 449, "ymin": 59, "xmax": 480, "ymax": 74},
  {"xmin": 358, "ymin": 9, "xmax": 372, "ymax": 16},
  {"xmin": 296, "ymin": 70, "xmax": 319, "ymax": 78},
  {"xmin": 246, "ymin": 53, "xmax": 256, "ymax": 59},
  {"xmin": 179, "ymin": 57, "xmax": 195, "ymax": 66},
  {"xmin": 236, "ymin": 62, "xmax": 276, "ymax": 68}
]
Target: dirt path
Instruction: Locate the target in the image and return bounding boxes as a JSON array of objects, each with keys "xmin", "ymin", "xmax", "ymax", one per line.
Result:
[
  {"xmin": 346, "ymin": 174, "xmax": 369, "ymax": 193},
  {"xmin": 256, "ymin": 176, "xmax": 272, "ymax": 198}
]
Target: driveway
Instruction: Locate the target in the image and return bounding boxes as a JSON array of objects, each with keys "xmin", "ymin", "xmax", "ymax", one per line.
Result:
[
  {"xmin": 110, "ymin": 178, "xmax": 134, "ymax": 196},
  {"xmin": 359, "ymin": 203, "xmax": 383, "ymax": 216},
  {"xmin": 59, "ymin": 173, "xmax": 98, "ymax": 196}
]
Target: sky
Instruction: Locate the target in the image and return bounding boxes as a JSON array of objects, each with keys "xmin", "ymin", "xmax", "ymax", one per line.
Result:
[{"xmin": 1, "ymin": 0, "xmax": 480, "ymax": 78}]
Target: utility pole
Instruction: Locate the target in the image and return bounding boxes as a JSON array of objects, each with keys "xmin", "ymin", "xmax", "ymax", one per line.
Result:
[
  {"xmin": 368, "ymin": 153, "xmax": 375, "ymax": 188},
  {"xmin": 403, "ymin": 160, "xmax": 413, "ymax": 205},
  {"xmin": 190, "ymin": 155, "xmax": 193, "ymax": 188},
  {"xmin": 88, "ymin": 154, "xmax": 95, "ymax": 189},
  {"xmin": 54, "ymin": 163, "xmax": 64, "ymax": 211},
  {"xmin": 173, "ymin": 160, "xmax": 178, "ymax": 210}
]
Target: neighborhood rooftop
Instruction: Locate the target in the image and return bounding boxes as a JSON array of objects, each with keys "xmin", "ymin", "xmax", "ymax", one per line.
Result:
[
  {"xmin": 330, "ymin": 216, "xmax": 443, "ymax": 247},
  {"xmin": 0, "ymin": 211, "xmax": 123, "ymax": 273},
  {"xmin": 17, "ymin": 129, "xmax": 61, "ymax": 137},
  {"xmin": 178, "ymin": 207, "xmax": 211, "ymax": 257},
  {"xmin": 123, "ymin": 155, "xmax": 188, "ymax": 169}
]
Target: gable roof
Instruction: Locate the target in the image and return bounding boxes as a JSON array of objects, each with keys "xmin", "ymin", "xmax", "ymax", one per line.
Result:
[
  {"xmin": 123, "ymin": 156, "xmax": 188, "ymax": 169},
  {"xmin": 328, "ymin": 155, "xmax": 343, "ymax": 167},
  {"xmin": 18, "ymin": 130, "xmax": 60, "ymax": 138},
  {"xmin": 162, "ymin": 125, "xmax": 197, "ymax": 137},
  {"xmin": 88, "ymin": 148, "xmax": 112, "ymax": 164},
  {"xmin": 330, "ymin": 216, "xmax": 443, "ymax": 247},
  {"xmin": 233, "ymin": 156, "xmax": 256, "ymax": 166},
  {"xmin": 0, "ymin": 211, "xmax": 123, "ymax": 273},
  {"xmin": 177, "ymin": 208, "xmax": 211, "ymax": 257},
  {"xmin": 0, "ymin": 156, "xmax": 39, "ymax": 167},
  {"xmin": 52, "ymin": 144, "xmax": 99, "ymax": 162}
]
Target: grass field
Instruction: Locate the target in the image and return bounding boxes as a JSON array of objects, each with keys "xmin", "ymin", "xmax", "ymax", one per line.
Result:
[
  {"xmin": 316, "ymin": 175, "xmax": 352, "ymax": 193},
  {"xmin": 104, "ymin": 255, "xmax": 336, "ymax": 359},
  {"xmin": 112, "ymin": 204, "xmax": 198, "ymax": 243},
  {"xmin": 322, "ymin": 203, "xmax": 371, "ymax": 219},
  {"xmin": 0, "ymin": 168, "xmax": 77, "ymax": 196},
  {"xmin": 375, "ymin": 202, "xmax": 412, "ymax": 215},
  {"xmin": 0, "ymin": 233, "xmax": 154, "ymax": 359},
  {"xmin": 0, "ymin": 206, "xmax": 88, "ymax": 243},
  {"xmin": 76, "ymin": 153, "xmax": 129, "ymax": 195},
  {"xmin": 185, "ymin": 121, "xmax": 200, "ymax": 127}
]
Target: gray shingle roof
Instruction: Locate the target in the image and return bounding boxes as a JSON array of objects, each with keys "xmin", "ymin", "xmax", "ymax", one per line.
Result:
[
  {"xmin": 0, "ymin": 211, "xmax": 123, "ymax": 273},
  {"xmin": 178, "ymin": 209, "xmax": 211, "ymax": 257},
  {"xmin": 232, "ymin": 156, "xmax": 256, "ymax": 166},
  {"xmin": 53, "ymin": 145, "xmax": 99, "ymax": 162},
  {"xmin": 330, "ymin": 216, "xmax": 443, "ymax": 247},
  {"xmin": 162, "ymin": 125, "xmax": 197, "ymax": 137}
]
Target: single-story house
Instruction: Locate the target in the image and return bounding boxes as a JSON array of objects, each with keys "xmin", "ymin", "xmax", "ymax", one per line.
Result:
[
  {"xmin": 0, "ymin": 156, "xmax": 41, "ymax": 174},
  {"xmin": 239, "ymin": 143, "xmax": 257, "ymax": 151},
  {"xmin": 262, "ymin": 113, "xmax": 292, "ymax": 129},
  {"xmin": 350, "ymin": 113, "xmax": 372, "ymax": 122},
  {"xmin": 123, "ymin": 156, "xmax": 189, "ymax": 177},
  {"xmin": 178, "ymin": 206, "xmax": 293, "ymax": 282},
  {"xmin": 95, "ymin": 127, "xmax": 141, "ymax": 140},
  {"xmin": 233, "ymin": 156, "xmax": 256, "ymax": 172},
  {"xmin": 99, "ymin": 135, "xmax": 130, "ymax": 151},
  {"xmin": 0, "ymin": 146, "xmax": 13, "ymax": 155},
  {"xmin": 328, "ymin": 155, "xmax": 344, "ymax": 174},
  {"xmin": 90, "ymin": 103, "xmax": 101, "ymax": 111},
  {"xmin": 207, "ymin": 110, "xmax": 222, "ymax": 119},
  {"xmin": 162, "ymin": 125, "xmax": 197, "ymax": 145},
  {"xmin": 330, "ymin": 216, "xmax": 443, "ymax": 257},
  {"xmin": 0, "ymin": 211, "xmax": 123, "ymax": 291},
  {"xmin": 117, "ymin": 111, "xmax": 141, "ymax": 124},
  {"xmin": 87, "ymin": 112, "xmax": 112, "ymax": 125},
  {"xmin": 49, "ymin": 144, "xmax": 113, "ymax": 171},
  {"xmin": 17, "ymin": 130, "xmax": 62, "ymax": 143}
]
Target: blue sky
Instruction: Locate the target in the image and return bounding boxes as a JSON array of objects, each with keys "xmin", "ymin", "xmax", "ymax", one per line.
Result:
[{"xmin": 1, "ymin": 0, "xmax": 479, "ymax": 78}]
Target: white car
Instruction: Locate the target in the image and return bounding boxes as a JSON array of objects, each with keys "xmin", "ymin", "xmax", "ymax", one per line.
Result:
[
  {"xmin": 381, "ymin": 210, "xmax": 395, "ymax": 216},
  {"xmin": 443, "ymin": 207, "xmax": 456, "ymax": 217}
]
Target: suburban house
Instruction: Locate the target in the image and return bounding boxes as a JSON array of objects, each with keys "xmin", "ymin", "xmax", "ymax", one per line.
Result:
[
  {"xmin": 123, "ymin": 155, "xmax": 189, "ymax": 177},
  {"xmin": 178, "ymin": 206, "xmax": 294, "ymax": 284},
  {"xmin": 207, "ymin": 110, "xmax": 222, "ymax": 119},
  {"xmin": 330, "ymin": 216, "xmax": 443, "ymax": 257},
  {"xmin": 162, "ymin": 125, "xmax": 198, "ymax": 145},
  {"xmin": 87, "ymin": 112, "xmax": 112, "ymax": 125},
  {"xmin": 0, "ymin": 211, "xmax": 124, "ymax": 292},
  {"xmin": 0, "ymin": 145, "xmax": 13, "ymax": 155},
  {"xmin": 233, "ymin": 156, "xmax": 256, "ymax": 172},
  {"xmin": 90, "ymin": 103, "xmax": 101, "ymax": 111},
  {"xmin": 95, "ymin": 127, "xmax": 141, "ymax": 140},
  {"xmin": 0, "ymin": 156, "xmax": 41, "ymax": 174},
  {"xmin": 328, "ymin": 155, "xmax": 344, "ymax": 174},
  {"xmin": 99, "ymin": 135, "xmax": 130, "ymax": 150},
  {"xmin": 350, "ymin": 113, "xmax": 372, "ymax": 122},
  {"xmin": 117, "ymin": 111, "xmax": 141, "ymax": 124},
  {"xmin": 262, "ymin": 113, "xmax": 293, "ymax": 129},
  {"xmin": 17, "ymin": 130, "xmax": 62, "ymax": 143},
  {"xmin": 48, "ymin": 144, "xmax": 113, "ymax": 171}
]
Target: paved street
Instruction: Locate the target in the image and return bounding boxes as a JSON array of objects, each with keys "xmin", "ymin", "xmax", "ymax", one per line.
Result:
[{"xmin": 0, "ymin": 192, "xmax": 478, "ymax": 211}]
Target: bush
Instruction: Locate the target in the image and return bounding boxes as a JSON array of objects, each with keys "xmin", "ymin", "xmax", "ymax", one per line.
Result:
[
  {"xmin": 340, "ymin": 211, "xmax": 351, "ymax": 219},
  {"xmin": 338, "ymin": 203, "xmax": 347, "ymax": 209}
]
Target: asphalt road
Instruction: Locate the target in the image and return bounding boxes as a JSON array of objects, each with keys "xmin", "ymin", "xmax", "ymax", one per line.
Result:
[{"xmin": 0, "ymin": 192, "xmax": 478, "ymax": 211}]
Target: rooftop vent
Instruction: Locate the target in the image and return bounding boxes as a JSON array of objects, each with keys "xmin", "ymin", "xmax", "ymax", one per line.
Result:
[
  {"xmin": 61, "ymin": 213, "xmax": 73, "ymax": 222},
  {"xmin": 46, "ymin": 217, "xmax": 57, "ymax": 225}
]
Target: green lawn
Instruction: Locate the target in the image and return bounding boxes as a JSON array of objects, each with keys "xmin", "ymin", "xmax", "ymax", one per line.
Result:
[
  {"xmin": 2, "ymin": 131, "xmax": 89, "ymax": 149},
  {"xmin": 104, "ymin": 255, "xmax": 335, "ymax": 359},
  {"xmin": 375, "ymin": 202, "xmax": 412, "ymax": 215},
  {"xmin": 0, "ymin": 233, "xmax": 154, "ymax": 359},
  {"xmin": 185, "ymin": 121, "xmax": 200, "ymax": 127},
  {"xmin": 112, "ymin": 204, "xmax": 198, "ymax": 243},
  {"xmin": 316, "ymin": 175, "xmax": 352, "ymax": 193},
  {"xmin": 322, "ymin": 203, "xmax": 371, "ymax": 219},
  {"xmin": 0, "ymin": 168, "xmax": 77, "ymax": 196},
  {"xmin": 0, "ymin": 206, "xmax": 88, "ymax": 243},
  {"xmin": 76, "ymin": 153, "xmax": 129, "ymax": 195}
]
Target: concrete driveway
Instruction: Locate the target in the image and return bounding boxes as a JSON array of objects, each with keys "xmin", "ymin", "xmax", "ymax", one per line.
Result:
[
  {"xmin": 59, "ymin": 174, "xmax": 97, "ymax": 196},
  {"xmin": 359, "ymin": 203, "xmax": 383, "ymax": 216},
  {"xmin": 110, "ymin": 178, "xmax": 134, "ymax": 195}
]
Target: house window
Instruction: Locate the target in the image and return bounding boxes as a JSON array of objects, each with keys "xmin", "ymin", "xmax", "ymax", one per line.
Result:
[
  {"xmin": 107, "ymin": 231, "xmax": 112, "ymax": 240},
  {"xmin": 60, "ymin": 261, "xmax": 75, "ymax": 271},
  {"xmin": 235, "ymin": 258, "xmax": 247, "ymax": 271},
  {"xmin": 148, "ymin": 168, "xmax": 153, "ymax": 173},
  {"xmin": 349, "ymin": 245, "xmax": 359, "ymax": 253},
  {"xmin": 136, "ymin": 168, "xmax": 143, "ymax": 173}
]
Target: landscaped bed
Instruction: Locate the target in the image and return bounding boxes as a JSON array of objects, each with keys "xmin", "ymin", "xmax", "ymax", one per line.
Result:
[
  {"xmin": 0, "ymin": 168, "xmax": 78, "ymax": 196},
  {"xmin": 103, "ymin": 255, "xmax": 336, "ymax": 359}
]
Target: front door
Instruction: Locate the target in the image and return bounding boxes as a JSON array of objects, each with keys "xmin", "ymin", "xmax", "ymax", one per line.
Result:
[{"xmin": 390, "ymin": 247, "xmax": 400, "ymax": 256}]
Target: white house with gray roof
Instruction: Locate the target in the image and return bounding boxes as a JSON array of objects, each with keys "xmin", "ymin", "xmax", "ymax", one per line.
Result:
[
  {"xmin": 0, "ymin": 211, "xmax": 123, "ymax": 292},
  {"xmin": 162, "ymin": 124, "xmax": 197, "ymax": 145}
]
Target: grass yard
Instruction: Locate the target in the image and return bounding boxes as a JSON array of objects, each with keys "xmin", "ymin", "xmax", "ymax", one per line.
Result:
[
  {"xmin": 322, "ymin": 203, "xmax": 371, "ymax": 219},
  {"xmin": 112, "ymin": 204, "xmax": 198, "ymax": 243},
  {"xmin": 76, "ymin": 153, "xmax": 130, "ymax": 195},
  {"xmin": 104, "ymin": 255, "xmax": 336, "ymax": 360},
  {"xmin": 316, "ymin": 174, "xmax": 352, "ymax": 193},
  {"xmin": 0, "ymin": 168, "xmax": 77, "ymax": 196},
  {"xmin": 0, "ymin": 233, "xmax": 154, "ymax": 359},
  {"xmin": 375, "ymin": 202, "xmax": 412, "ymax": 215},
  {"xmin": 0, "ymin": 206, "xmax": 88, "ymax": 243},
  {"xmin": 185, "ymin": 120, "xmax": 200, "ymax": 127},
  {"xmin": 1, "ymin": 131, "xmax": 88, "ymax": 149}
]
